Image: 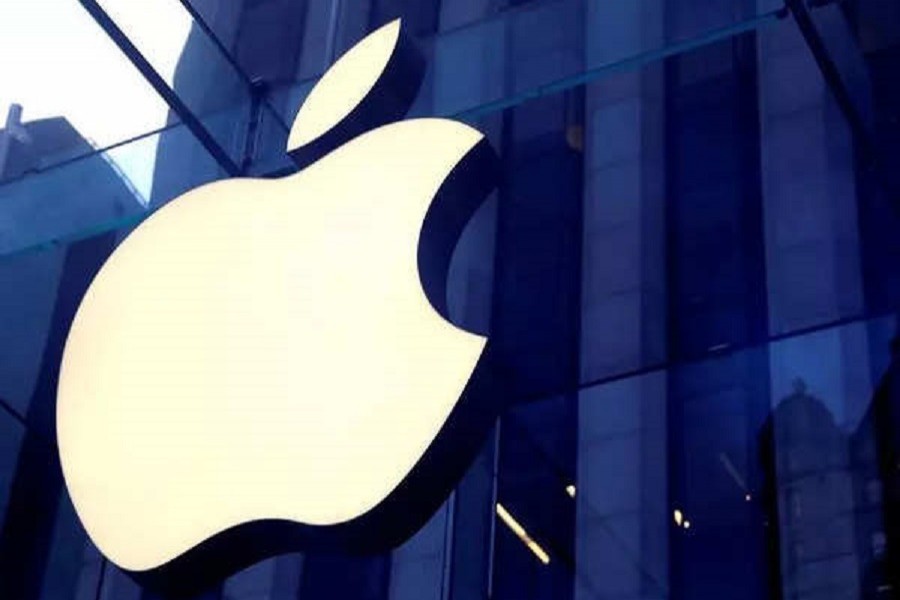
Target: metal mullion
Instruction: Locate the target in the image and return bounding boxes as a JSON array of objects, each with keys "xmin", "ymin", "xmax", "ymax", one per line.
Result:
[{"xmin": 173, "ymin": 0, "xmax": 290, "ymax": 135}]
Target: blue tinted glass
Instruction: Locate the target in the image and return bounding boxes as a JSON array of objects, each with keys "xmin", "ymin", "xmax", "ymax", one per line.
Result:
[
  {"xmin": 1, "ymin": 1, "xmax": 899, "ymax": 599},
  {"xmin": 0, "ymin": 122, "xmax": 228, "ymax": 258}
]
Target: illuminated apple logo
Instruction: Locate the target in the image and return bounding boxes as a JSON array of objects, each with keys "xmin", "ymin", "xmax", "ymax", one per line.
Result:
[{"xmin": 57, "ymin": 19, "xmax": 503, "ymax": 596}]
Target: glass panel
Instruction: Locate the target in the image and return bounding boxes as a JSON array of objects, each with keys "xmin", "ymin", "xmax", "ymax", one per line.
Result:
[
  {"xmin": 1, "ymin": 0, "xmax": 792, "ymax": 261},
  {"xmin": 95, "ymin": 0, "xmax": 254, "ymax": 167},
  {"xmin": 1, "ymin": 2, "xmax": 899, "ymax": 599},
  {"xmin": 499, "ymin": 314, "xmax": 900, "ymax": 599},
  {"xmin": 0, "ymin": 102, "xmax": 291, "ymax": 256},
  {"xmin": 809, "ymin": 0, "xmax": 900, "ymax": 319},
  {"xmin": 268, "ymin": 0, "xmax": 788, "ymax": 126},
  {"xmin": 0, "ymin": 122, "xmax": 227, "ymax": 258},
  {"xmin": 0, "ymin": 0, "xmax": 171, "ymax": 157},
  {"xmin": 4, "ymin": 4, "xmax": 894, "ymax": 396},
  {"xmin": 0, "ymin": 227, "xmax": 117, "ymax": 598}
]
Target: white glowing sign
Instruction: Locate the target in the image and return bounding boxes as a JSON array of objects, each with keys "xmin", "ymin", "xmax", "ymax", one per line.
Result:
[{"xmin": 57, "ymin": 19, "xmax": 497, "ymax": 584}]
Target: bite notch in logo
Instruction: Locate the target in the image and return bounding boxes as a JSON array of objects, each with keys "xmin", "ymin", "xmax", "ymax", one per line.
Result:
[{"xmin": 57, "ymin": 18, "xmax": 505, "ymax": 596}]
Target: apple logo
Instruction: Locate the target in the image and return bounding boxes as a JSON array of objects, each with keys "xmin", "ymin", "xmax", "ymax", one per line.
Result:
[{"xmin": 57, "ymin": 18, "xmax": 505, "ymax": 596}]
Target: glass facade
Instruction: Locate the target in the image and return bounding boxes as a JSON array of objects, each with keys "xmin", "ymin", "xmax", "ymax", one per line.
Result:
[{"xmin": 1, "ymin": 0, "xmax": 899, "ymax": 598}]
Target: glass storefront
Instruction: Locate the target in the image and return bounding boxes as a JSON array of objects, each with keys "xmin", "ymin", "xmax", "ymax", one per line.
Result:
[{"xmin": 1, "ymin": 0, "xmax": 899, "ymax": 598}]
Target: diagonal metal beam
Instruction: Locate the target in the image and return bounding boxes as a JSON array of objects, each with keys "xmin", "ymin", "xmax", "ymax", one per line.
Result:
[
  {"xmin": 77, "ymin": 0, "xmax": 240, "ymax": 176},
  {"xmin": 786, "ymin": 0, "xmax": 900, "ymax": 215},
  {"xmin": 0, "ymin": 396, "xmax": 26, "ymax": 428},
  {"xmin": 785, "ymin": 0, "xmax": 876, "ymax": 161}
]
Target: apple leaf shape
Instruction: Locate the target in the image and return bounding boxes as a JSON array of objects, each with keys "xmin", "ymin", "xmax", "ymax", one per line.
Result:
[{"xmin": 287, "ymin": 19, "xmax": 424, "ymax": 169}]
